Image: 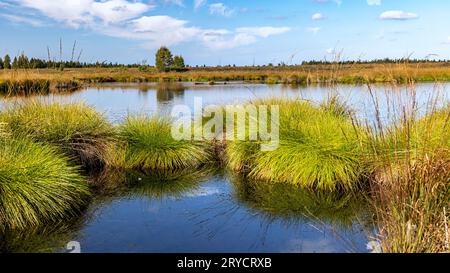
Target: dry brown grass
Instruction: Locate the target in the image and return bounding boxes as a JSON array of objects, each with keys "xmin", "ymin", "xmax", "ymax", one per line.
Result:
[
  {"xmin": 371, "ymin": 154, "xmax": 450, "ymax": 253},
  {"xmin": 1, "ymin": 62, "xmax": 450, "ymax": 87}
]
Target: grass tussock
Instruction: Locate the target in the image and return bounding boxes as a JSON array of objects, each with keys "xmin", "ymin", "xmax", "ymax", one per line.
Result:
[
  {"xmin": 371, "ymin": 155, "xmax": 449, "ymax": 253},
  {"xmin": 227, "ymin": 98, "xmax": 364, "ymax": 191},
  {"xmin": 320, "ymin": 94, "xmax": 354, "ymax": 119},
  {"xmin": 366, "ymin": 101, "xmax": 450, "ymax": 253},
  {"xmin": 108, "ymin": 116, "xmax": 212, "ymax": 171},
  {"xmin": 0, "ymin": 101, "xmax": 116, "ymax": 168},
  {"xmin": 0, "ymin": 79, "xmax": 50, "ymax": 96},
  {"xmin": 0, "ymin": 137, "xmax": 90, "ymax": 231},
  {"xmin": 0, "ymin": 122, "xmax": 9, "ymax": 139}
]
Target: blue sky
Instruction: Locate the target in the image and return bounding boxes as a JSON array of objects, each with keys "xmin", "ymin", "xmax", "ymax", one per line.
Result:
[{"xmin": 1, "ymin": 0, "xmax": 449, "ymax": 65}]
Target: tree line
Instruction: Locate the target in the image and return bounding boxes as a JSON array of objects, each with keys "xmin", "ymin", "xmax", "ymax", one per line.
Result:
[
  {"xmin": 301, "ymin": 58, "xmax": 450, "ymax": 65},
  {"xmin": 1, "ymin": 48, "xmax": 448, "ymax": 71},
  {"xmin": 0, "ymin": 53, "xmax": 149, "ymax": 70},
  {"xmin": 0, "ymin": 47, "xmax": 187, "ymax": 71}
]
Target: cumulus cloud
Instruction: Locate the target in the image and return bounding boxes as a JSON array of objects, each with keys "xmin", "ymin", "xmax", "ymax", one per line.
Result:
[
  {"xmin": 202, "ymin": 31, "xmax": 256, "ymax": 50},
  {"xmin": 16, "ymin": 0, "xmax": 153, "ymax": 27},
  {"xmin": 121, "ymin": 16, "xmax": 200, "ymax": 47},
  {"xmin": 380, "ymin": 10, "xmax": 419, "ymax": 20},
  {"xmin": 209, "ymin": 3, "xmax": 235, "ymax": 17},
  {"xmin": 311, "ymin": 13, "xmax": 325, "ymax": 20},
  {"xmin": 367, "ymin": 0, "xmax": 381, "ymax": 6},
  {"xmin": 9, "ymin": 0, "xmax": 289, "ymax": 50},
  {"xmin": 201, "ymin": 26, "xmax": 290, "ymax": 50},
  {"xmin": 236, "ymin": 27, "xmax": 290, "ymax": 38}
]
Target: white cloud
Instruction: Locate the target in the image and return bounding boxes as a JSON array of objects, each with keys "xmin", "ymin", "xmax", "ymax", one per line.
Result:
[
  {"xmin": 202, "ymin": 27, "xmax": 290, "ymax": 50},
  {"xmin": 10, "ymin": 0, "xmax": 290, "ymax": 50},
  {"xmin": 236, "ymin": 27, "xmax": 290, "ymax": 38},
  {"xmin": 209, "ymin": 3, "xmax": 234, "ymax": 17},
  {"xmin": 0, "ymin": 13, "xmax": 45, "ymax": 27},
  {"xmin": 202, "ymin": 32, "xmax": 255, "ymax": 50},
  {"xmin": 311, "ymin": 13, "xmax": 325, "ymax": 20},
  {"xmin": 16, "ymin": 0, "xmax": 153, "ymax": 27},
  {"xmin": 380, "ymin": 10, "xmax": 419, "ymax": 20},
  {"xmin": 99, "ymin": 15, "xmax": 201, "ymax": 47},
  {"xmin": 91, "ymin": 0, "xmax": 151, "ymax": 24},
  {"xmin": 194, "ymin": 0, "xmax": 207, "ymax": 9},
  {"xmin": 306, "ymin": 27, "xmax": 321, "ymax": 34},
  {"xmin": 367, "ymin": 0, "xmax": 381, "ymax": 6},
  {"xmin": 326, "ymin": 48, "xmax": 335, "ymax": 54}
]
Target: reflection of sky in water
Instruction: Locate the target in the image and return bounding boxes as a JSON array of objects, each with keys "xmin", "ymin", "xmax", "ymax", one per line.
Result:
[
  {"xmin": 2, "ymin": 83, "xmax": 448, "ymax": 125},
  {"xmin": 69, "ymin": 176, "xmax": 369, "ymax": 253}
]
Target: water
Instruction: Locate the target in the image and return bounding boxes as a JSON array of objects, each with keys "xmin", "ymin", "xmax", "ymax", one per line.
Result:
[
  {"xmin": 1, "ymin": 170, "xmax": 371, "ymax": 253},
  {"xmin": 1, "ymin": 82, "xmax": 448, "ymax": 123},
  {"xmin": 1, "ymin": 82, "xmax": 448, "ymax": 253}
]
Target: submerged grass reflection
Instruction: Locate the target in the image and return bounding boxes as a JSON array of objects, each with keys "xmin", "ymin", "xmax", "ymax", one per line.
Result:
[
  {"xmin": 0, "ymin": 218, "xmax": 85, "ymax": 253},
  {"xmin": 90, "ymin": 167, "xmax": 218, "ymax": 199},
  {"xmin": 230, "ymin": 174, "xmax": 372, "ymax": 229}
]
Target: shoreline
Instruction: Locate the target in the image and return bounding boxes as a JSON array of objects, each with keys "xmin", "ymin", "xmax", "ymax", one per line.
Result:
[{"xmin": 1, "ymin": 63, "xmax": 450, "ymax": 95}]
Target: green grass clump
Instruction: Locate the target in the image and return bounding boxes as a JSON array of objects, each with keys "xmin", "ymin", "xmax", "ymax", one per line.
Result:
[
  {"xmin": 365, "ymin": 103, "xmax": 449, "ymax": 253},
  {"xmin": 408, "ymin": 106, "xmax": 450, "ymax": 152},
  {"xmin": 0, "ymin": 122, "xmax": 9, "ymax": 139},
  {"xmin": 227, "ymin": 98, "xmax": 364, "ymax": 191},
  {"xmin": 110, "ymin": 116, "xmax": 212, "ymax": 171},
  {"xmin": 0, "ymin": 101, "xmax": 116, "ymax": 168},
  {"xmin": 0, "ymin": 138, "xmax": 90, "ymax": 231},
  {"xmin": 0, "ymin": 80, "xmax": 50, "ymax": 95},
  {"xmin": 320, "ymin": 94, "xmax": 354, "ymax": 119},
  {"xmin": 366, "ymin": 105, "xmax": 450, "ymax": 169}
]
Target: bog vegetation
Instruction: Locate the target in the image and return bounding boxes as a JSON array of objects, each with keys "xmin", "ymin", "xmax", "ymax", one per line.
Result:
[
  {"xmin": 0, "ymin": 48, "xmax": 448, "ymax": 252},
  {"xmin": 0, "ymin": 91, "xmax": 447, "ymax": 251}
]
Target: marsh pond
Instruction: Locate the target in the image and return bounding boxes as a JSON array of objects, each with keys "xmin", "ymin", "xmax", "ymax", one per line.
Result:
[{"xmin": 1, "ymin": 82, "xmax": 448, "ymax": 253}]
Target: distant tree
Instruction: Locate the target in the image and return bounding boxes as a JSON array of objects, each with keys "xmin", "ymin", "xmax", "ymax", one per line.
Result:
[
  {"xmin": 172, "ymin": 55, "xmax": 186, "ymax": 71},
  {"xmin": 12, "ymin": 57, "xmax": 18, "ymax": 69},
  {"xmin": 155, "ymin": 46, "xmax": 173, "ymax": 72},
  {"xmin": 17, "ymin": 53, "xmax": 29, "ymax": 68},
  {"xmin": 0, "ymin": 58, "xmax": 3, "ymax": 69},
  {"xmin": 3, "ymin": 54, "xmax": 11, "ymax": 69}
]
